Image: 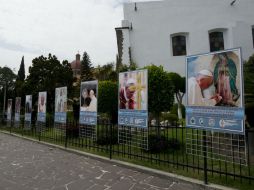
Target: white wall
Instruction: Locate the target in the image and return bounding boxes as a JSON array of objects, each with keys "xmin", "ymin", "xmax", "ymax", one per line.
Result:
[
  {"xmin": 119, "ymin": 0, "xmax": 254, "ymax": 76},
  {"xmin": 122, "ymin": 28, "xmax": 131, "ymax": 66}
]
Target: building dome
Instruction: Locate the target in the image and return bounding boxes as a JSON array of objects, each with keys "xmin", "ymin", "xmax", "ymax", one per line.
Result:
[
  {"xmin": 71, "ymin": 53, "xmax": 81, "ymax": 78},
  {"xmin": 71, "ymin": 53, "xmax": 81, "ymax": 70}
]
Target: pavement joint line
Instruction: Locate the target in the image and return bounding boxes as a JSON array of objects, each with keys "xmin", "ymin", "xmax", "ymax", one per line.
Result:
[{"xmin": 0, "ymin": 130, "xmax": 237, "ymax": 190}]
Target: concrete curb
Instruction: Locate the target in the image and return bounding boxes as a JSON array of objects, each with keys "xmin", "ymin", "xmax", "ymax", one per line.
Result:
[{"xmin": 0, "ymin": 131, "xmax": 237, "ymax": 190}]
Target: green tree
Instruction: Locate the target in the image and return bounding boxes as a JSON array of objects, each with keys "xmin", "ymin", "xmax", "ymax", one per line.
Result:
[
  {"xmin": 0, "ymin": 67, "xmax": 17, "ymax": 111},
  {"xmin": 17, "ymin": 56, "xmax": 25, "ymax": 81},
  {"xmin": 116, "ymin": 54, "xmax": 122, "ymax": 73},
  {"xmin": 98, "ymin": 81, "xmax": 118, "ymax": 123},
  {"xmin": 168, "ymin": 72, "xmax": 185, "ymax": 119},
  {"xmin": 129, "ymin": 61, "xmax": 137, "ymax": 71},
  {"xmin": 244, "ymin": 54, "xmax": 254, "ymax": 104},
  {"xmin": 81, "ymin": 52, "xmax": 93, "ymax": 81},
  {"xmin": 94, "ymin": 62, "xmax": 117, "ymax": 81},
  {"xmin": 117, "ymin": 62, "xmax": 137, "ymax": 73},
  {"xmin": 15, "ymin": 56, "xmax": 26, "ymax": 107},
  {"xmin": 25, "ymin": 54, "xmax": 73, "ymax": 113},
  {"xmin": 145, "ymin": 65, "xmax": 174, "ymax": 122}
]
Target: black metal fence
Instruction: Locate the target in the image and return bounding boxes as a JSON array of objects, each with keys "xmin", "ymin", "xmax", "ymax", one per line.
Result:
[{"xmin": 0, "ymin": 115, "xmax": 254, "ymax": 189}]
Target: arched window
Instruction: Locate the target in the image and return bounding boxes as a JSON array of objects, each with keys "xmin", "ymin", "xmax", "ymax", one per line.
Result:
[
  {"xmin": 172, "ymin": 35, "xmax": 187, "ymax": 56},
  {"xmin": 209, "ymin": 31, "xmax": 224, "ymax": 52}
]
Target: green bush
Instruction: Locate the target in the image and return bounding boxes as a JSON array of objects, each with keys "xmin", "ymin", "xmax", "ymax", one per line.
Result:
[
  {"xmin": 170, "ymin": 103, "xmax": 186, "ymax": 118},
  {"xmin": 245, "ymin": 103, "xmax": 254, "ymax": 127},
  {"xmin": 161, "ymin": 112, "xmax": 178, "ymax": 124},
  {"xmin": 98, "ymin": 81, "xmax": 118, "ymax": 124},
  {"xmin": 145, "ymin": 65, "xmax": 175, "ymax": 116},
  {"xmin": 148, "ymin": 135, "xmax": 180, "ymax": 153},
  {"xmin": 96, "ymin": 125, "xmax": 118, "ymax": 145},
  {"xmin": 67, "ymin": 111, "xmax": 74, "ymax": 121},
  {"xmin": 46, "ymin": 113, "xmax": 54, "ymax": 121}
]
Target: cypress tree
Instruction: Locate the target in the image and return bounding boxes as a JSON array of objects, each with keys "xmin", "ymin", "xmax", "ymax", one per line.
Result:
[
  {"xmin": 81, "ymin": 52, "xmax": 93, "ymax": 81},
  {"xmin": 17, "ymin": 56, "xmax": 25, "ymax": 81}
]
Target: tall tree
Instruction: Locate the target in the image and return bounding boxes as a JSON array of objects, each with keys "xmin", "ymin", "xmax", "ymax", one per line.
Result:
[
  {"xmin": 116, "ymin": 54, "xmax": 122, "ymax": 73},
  {"xmin": 94, "ymin": 62, "xmax": 117, "ymax": 81},
  {"xmin": 17, "ymin": 56, "xmax": 25, "ymax": 81},
  {"xmin": 244, "ymin": 54, "xmax": 254, "ymax": 104},
  {"xmin": 98, "ymin": 81, "xmax": 118, "ymax": 123},
  {"xmin": 145, "ymin": 65, "xmax": 174, "ymax": 122},
  {"xmin": 168, "ymin": 72, "xmax": 185, "ymax": 119},
  {"xmin": 15, "ymin": 56, "xmax": 25, "ymax": 102},
  {"xmin": 25, "ymin": 54, "xmax": 73, "ymax": 113},
  {"xmin": 81, "ymin": 52, "xmax": 93, "ymax": 81}
]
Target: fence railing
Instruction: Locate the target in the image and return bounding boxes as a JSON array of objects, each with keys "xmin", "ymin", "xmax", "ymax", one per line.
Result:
[{"xmin": 0, "ymin": 115, "xmax": 254, "ymax": 189}]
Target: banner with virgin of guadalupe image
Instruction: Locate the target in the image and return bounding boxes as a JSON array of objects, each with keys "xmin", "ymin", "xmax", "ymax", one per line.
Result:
[{"xmin": 186, "ymin": 48, "xmax": 244, "ymax": 134}]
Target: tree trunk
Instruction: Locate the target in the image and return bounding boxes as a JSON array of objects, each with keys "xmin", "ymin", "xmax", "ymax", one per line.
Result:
[
  {"xmin": 177, "ymin": 102, "xmax": 182, "ymax": 120},
  {"xmin": 176, "ymin": 92, "xmax": 183, "ymax": 120}
]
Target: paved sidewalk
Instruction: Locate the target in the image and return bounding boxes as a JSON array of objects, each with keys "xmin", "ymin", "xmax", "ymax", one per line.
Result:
[{"xmin": 0, "ymin": 133, "xmax": 211, "ymax": 190}]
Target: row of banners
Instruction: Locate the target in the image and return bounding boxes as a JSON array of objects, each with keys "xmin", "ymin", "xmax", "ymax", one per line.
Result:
[
  {"xmin": 7, "ymin": 69, "xmax": 149, "ymax": 128},
  {"xmin": 6, "ymin": 48, "xmax": 245, "ymax": 134}
]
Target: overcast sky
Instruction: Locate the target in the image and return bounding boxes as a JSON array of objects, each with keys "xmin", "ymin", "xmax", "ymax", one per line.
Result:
[{"xmin": 0, "ymin": 0, "xmax": 159, "ymax": 74}]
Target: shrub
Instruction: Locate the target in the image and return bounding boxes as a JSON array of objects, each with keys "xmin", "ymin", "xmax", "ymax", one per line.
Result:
[
  {"xmin": 170, "ymin": 103, "xmax": 186, "ymax": 119},
  {"xmin": 145, "ymin": 65, "xmax": 174, "ymax": 118},
  {"xmin": 98, "ymin": 81, "xmax": 118, "ymax": 124},
  {"xmin": 96, "ymin": 125, "xmax": 118, "ymax": 145},
  {"xmin": 161, "ymin": 112, "xmax": 178, "ymax": 125},
  {"xmin": 148, "ymin": 134, "xmax": 181, "ymax": 153}
]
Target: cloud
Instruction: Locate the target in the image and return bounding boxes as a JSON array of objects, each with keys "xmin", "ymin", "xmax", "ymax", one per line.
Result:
[
  {"xmin": 0, "ymin": 0, "xmax": 159, "ymax": 74},
  {"xmin": 0, "ymin": 37, "xmax": 43, "ymax": 54}
]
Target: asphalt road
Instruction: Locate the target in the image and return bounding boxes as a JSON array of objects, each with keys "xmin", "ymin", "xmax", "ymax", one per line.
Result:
[{"xmin": 0, "ymin": 132, "xmax": 200, "ymax": 190}]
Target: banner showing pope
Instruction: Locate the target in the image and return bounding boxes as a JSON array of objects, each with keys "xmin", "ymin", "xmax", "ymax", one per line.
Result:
[
  {"xmin": 7, "ymin": 99, "xmax": 12, "ymax": 121},
  {"xmin": 54, "ymin": 87, "xmax": 67, "ymax": 123},
  {"xmin": 187, "ymin": 49, "xmax": 242, "ymax": 107},
  {"xmin": 37, "ymin": 91, "xmax": 47, "ymax": 122},
  {"xmin": 118, "ymin": 70, "xmax": 148, "ymax": 128},
  {"xmin": 14, "ymin": 97, "xmax": 21, "ymax": 122},
  {"xmin": 25, "ymin": 95, "xmax": 32, "ymax": 122},
  {"xmin": 80, "ymin": 80, "xmax": 98, "ymax": 125},
  {"xmin": 186, "ymin": 48, "xmax": 244, "ymax": 134}
]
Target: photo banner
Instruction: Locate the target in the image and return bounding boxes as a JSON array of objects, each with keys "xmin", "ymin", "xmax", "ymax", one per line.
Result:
[
  {"xmin": 7, "ymin": 99, "xmax": 12, "ymax": 121},
  {"xmin": 37, "ymin": 91, "xmax": 47, "ymax": 123},
  {"xmin": 54, "ymin": 87, "xmax": 67, "ymax": 123},
  {"xmin": 186, "ymin": 48, "xmax": 244, "ymax": 134},
  {"xmin": 118, "ymin": 69, "xmax": 148, "ymax": 128},
  {"xmin": 25, "ymin": 95, "xmax": 32, "ymax": 122},
  {"xmin": 14, "ymin": 97, "xmax": 21, "ymax": 122},
  {"xmin": 80, "ymin": 80, "xmax": 98, "ymax": 125}
]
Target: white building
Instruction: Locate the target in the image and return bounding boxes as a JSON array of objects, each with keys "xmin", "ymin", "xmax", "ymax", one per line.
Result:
[{"xmin": 115, "ymin": 0, "xmax": 254, "ymax": 76}]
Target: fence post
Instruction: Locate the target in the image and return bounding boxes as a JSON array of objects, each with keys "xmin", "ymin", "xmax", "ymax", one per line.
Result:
[
  {"xmin": 203, "ymin": 130, "xmax": 208, "ymax": 184},
  {"xmin": 21, "ymin": 121, "xmax": 24, "ymax": 136},
  {"xmin": 10, "ymin": 120, "xmax": 12, "ymax": 134},
  {"xmin": 109, "ymin": 123, "xmax": 112, "ymax": 160},
  {"xmin": 65, "ymin": 125, "xmax": 68, "ymax": 148},
  {"xmin": 38, "ymin": 127, "xmax": 41, "ymax": 141}
]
